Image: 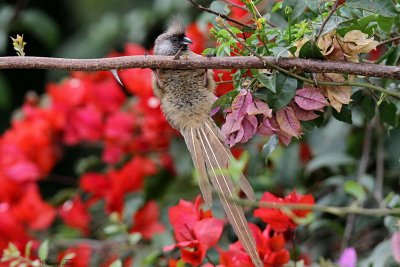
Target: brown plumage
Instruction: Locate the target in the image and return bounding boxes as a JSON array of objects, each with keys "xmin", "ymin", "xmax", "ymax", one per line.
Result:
[{"xmin": 152, "ymin": 21, "xmax": 263, "ymax": 267}]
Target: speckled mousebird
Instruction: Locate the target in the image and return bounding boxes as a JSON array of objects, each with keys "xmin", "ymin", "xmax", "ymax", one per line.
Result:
[{"xmin": 152, "ymin": 21, "xmax": 263, "ymax": 267}]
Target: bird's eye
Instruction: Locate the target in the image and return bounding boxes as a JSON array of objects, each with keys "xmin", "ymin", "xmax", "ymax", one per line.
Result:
[{"xmin": 171, "ymin": 37, "xmax": 178, "ymax": 42}]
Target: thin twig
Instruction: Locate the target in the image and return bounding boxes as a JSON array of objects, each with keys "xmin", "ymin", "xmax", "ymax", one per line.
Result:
[
  {"xmin": 219, "ymin": 20, "xmax": 400, "ymax": 99},
  {"xmin": 233, "ymin": 198, "xmax": 400, "ymax": 217},
  {"xmin": 187, "ymin": 0, "xmax": 256, "ymax": 30},
  {"xmin": 378, "ymin": 36, "xmax": 400, "ymax": 46},
  {"xmin": 374, "ymin": 120, "xmax": 384, "ymax": 203},
  {"xmin": 316, "ymin": 0, "xmax": 341, "ymax": 40},
  {"xmin": 221, "ymin": 0, "xmax": 248, "ymax": 11},
  {"xmin": 341, "ymin": 121, "xmax": 373, "ymax": 250}
]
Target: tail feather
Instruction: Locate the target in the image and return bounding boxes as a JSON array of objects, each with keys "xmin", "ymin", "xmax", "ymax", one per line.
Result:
[
  {"xmin": 196, "ymin": 126, "xmax": 263, "ymax": 267},
  {"xmin": 182, "ymin": 127, "xmax": 213, "ymax": 207},
  {"xmin": 204, "ymin": 121, "xmax": 255, "ymax": 201}
]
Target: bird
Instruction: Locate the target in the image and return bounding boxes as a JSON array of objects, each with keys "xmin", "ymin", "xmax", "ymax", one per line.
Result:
[{"xmin": 152, "ymin": 21, "xmax": 263, "ymax": 267}]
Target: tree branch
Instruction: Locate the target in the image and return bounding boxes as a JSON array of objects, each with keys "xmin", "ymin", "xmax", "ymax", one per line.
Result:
[
  {"xmin": 187, "ymin": 0, "xmax": 256, "ymax": 30},
  {"xmin": 1, "ymin": 55, "xmax": 399, "ymax": 80}
]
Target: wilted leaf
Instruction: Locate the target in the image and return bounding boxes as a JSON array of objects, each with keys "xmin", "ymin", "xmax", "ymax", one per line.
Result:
[
  {"xmin": 318, "ymin": 73, "xmax": 352, "ymax": 112},
  {"xmin": 295, "ymin": 87, "xmax": 328, "ymax": 111},
  {"xmin": 338, "ymin": 30, "xmax": 379, "ymax": 62},
  {"xmin": 276, "ymin": 106, "xmax": 302, "ymax": 137}
]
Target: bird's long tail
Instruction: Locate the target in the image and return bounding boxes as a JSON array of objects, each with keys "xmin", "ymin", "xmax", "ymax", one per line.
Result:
[{"xmin": 181, "ymin": 120, "xmax": 263, "ymax": 267}]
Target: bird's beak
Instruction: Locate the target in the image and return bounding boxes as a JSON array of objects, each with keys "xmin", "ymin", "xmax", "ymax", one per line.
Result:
[{"xmin": 181, "ymin": 36, "xmax": 193, "ymax": 45}]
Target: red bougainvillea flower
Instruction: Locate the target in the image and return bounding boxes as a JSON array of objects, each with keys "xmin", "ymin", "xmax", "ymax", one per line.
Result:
[
  {"xmin": 220, "ymin": 224, "xmax": 290, "ymax": 267},
  {"xmin": 254, "ymin": 190, "xmax": 315, "ymax": 232},
  {"xmin": 0, "ymin": 205, "xmax": 30, "ymax": 251},
  {"xmin": 165, "ymin": 196, "xmax": 224, "ymax": 266},
  {"xmin": 80, "ymin": 156, "xmax": 158, "ymax": 214},
  {"xmin": 186, "ymin": 23, "xmax": 208, "ymax": 54},
  {"xmin": 130, "ymin": 200, "xmax": 165, "ymax": 240},
  {"xmin": 58, "ymin": 244, "xmax": 91, "ymax": 267},
  {"xmin": 59, "ymin": 196, "xmax": 91, "ymax": 235},
  {"xmin": 11, "ymin": 184, "xmax": 56, "ymax": 230}
]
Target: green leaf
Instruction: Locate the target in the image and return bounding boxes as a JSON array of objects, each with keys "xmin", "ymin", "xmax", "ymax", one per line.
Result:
[
  {"xmin": 379, "ymin": 101, "xmax": 397, "ymax": 126},
  {"xmin": 282, "ymin": 0, "xmax": 307, "ymax": 21},
  {"xmin": 344, "ymin": 180, "xmax": 366, "ymax": 201},
  {"xmin": 305, "ymin": 0, "xmax": 322, "ymax": 14},
  {"xmin": 345, "ymin": 0, "xmax": 398, "ymax": 17},
  {"xmin": 298, "ymin": 40, "xmax": 325, "ymax": 60},
  {"xmin": 202, "ymin": 48, "xmax": 216, "ymax": 56},
  {"xmin": 60, "ymin": 253, "xmax": 76, "ymax": 267},
  {"xmin": 209, "ymin": 1, "xmax": 230, "ymax": 15},
  {"xmin": 306, "ymin": 152, "xmax": 355, "ymax": 174},
  {"xmin": 262, "ymin": 135, "xmax": 279, "ymax": 162},
  {"xmin": 377, "ymin": 15, "xmax": 394, "ymax": 33},
  {"xmin": 386, "ymin": 46, "xmax": 400, "ymax": 66},
  {"xmin": 122, "ymin": 194, "xmax": 144, "ymax": 225},
  {"xmin": 257, "ymin": 72, "xmax": 276, "ymax": 93},
  {"xmin": 109, "ymin": 259, "xmax": 123, "ymax": 267},
  {"xmin": 212, "ymin": 90, "xmax": 239, "ymax": 110},
  {"xmin": 361, "ymin": 97, "xmax": 376, "ymax": 122},
  {"xmin": 216, "ymin": 42, "xmax": 231, "ymax": 56},
  {"xmin": 24, "ymin": 241, "xmax": 33, "ymax": 258},
  {"xmin": 332, "ymin": 105, "xmax": 352, "ymax": 124},
  {"xmin": 38, "ymin": 239, "xmax": 49, "ymax": 261},
  {"xmin": 267, "ymin": 72, "xmax": 298, "ymax": 110}
]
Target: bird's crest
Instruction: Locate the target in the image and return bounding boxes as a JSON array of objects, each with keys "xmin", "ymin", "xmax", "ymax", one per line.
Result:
[{"xmin": 166, "ymin": 19, "xmax": 185, "ymax": 35}]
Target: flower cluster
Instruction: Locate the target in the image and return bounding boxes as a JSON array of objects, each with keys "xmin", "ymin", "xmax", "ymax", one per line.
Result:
[
  {"xmin": 221, "ymin": 88, "xmax": 328, "ymax": 146},
  {"xmin": 166, "ymin": 191, "xmax": 315, "ymax": 266},
  {"xmin": 0, "ymin": 42, "xmax": 175, "ymax": 264}
]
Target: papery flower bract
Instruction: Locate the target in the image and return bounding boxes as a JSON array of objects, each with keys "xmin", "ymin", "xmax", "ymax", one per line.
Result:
[
  {"xmin": 11, "ymin": 184, "xmax": 56, "ymax": 230},
  {"xmin": 254, "ymin": 190, "xmax": 315, "ymax": 232},
  {"xmin": 107, "ymin": 156, "xmax": 157, "ymax": 213},
  {"xmin": 63, "ymin": 104, "xmax": 103, "ymax": 145},
  {"xmin": 0, "ymin": 206, "xmax": 30, "ymax": 251},
  {"xmin": 165, "ymin": 196, "xmax": 224, "ymax": 266},
  {"xmin": 103, "ymin": 111, "xmax": 135, "ymax": 163},
  {"xmin": 220, "ymin": 224, "xmax": 290, "ymax": 267},
  {"xmin": 221, "ymin": 90, "xmax": 272, "ymax": 147},
  {"xmin": 337, "ymin": 247, "xmax": 357, "ymax": 267},
  {"xmin": 391, "ymin": 232, "xmax": 400, "ymax": 264},
  {"xmin": 130, "ymin": 201, "xmax": 165, "ymax": 240},
  {"xmin": 59, "ymin": 197, "xmax": 91, "ymax": 235},
  {"xmin": 186, "ymin": 23, "xmax": 207, "ymax": 54}
]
